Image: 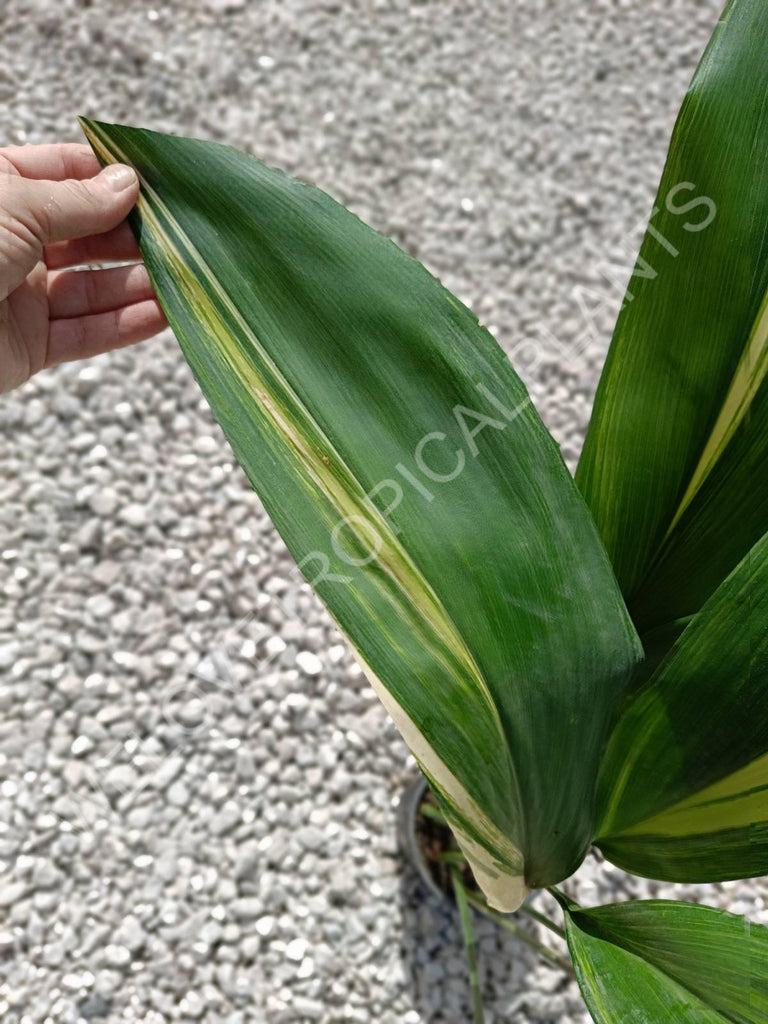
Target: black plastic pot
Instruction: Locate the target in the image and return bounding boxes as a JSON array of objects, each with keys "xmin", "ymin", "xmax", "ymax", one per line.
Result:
[
  {"xmin": 397, "ymin": 773, "xmax": 536, "ymax": 909},
  {"xmin": 396, "ymin": 773, "xmax": 447, "ymax": 902}
]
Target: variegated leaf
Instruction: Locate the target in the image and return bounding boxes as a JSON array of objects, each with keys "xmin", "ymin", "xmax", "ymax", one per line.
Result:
[
  {"xmin": 558, "ymin": 894, "xmax": 768, "ymax": 1024},
  {"xmin": 81, "ymin": 117, "xmax": 640, "ymax": 907},
  {"xmin": 577, "ymin": 0, "xmax": 768, "ymax": 642},
  {"xmin": 596, "ymin": 530, "xmax": 768, "ymax": 882}
]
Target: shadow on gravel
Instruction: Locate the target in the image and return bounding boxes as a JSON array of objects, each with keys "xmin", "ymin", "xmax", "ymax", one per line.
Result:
[
  {"xmin": 396, "ymin": 861, "xmax": 573, "ymax": 1022},
  {"xmin": 397, "ymin": 867, "xmax": 474, "ymax": 1022}
]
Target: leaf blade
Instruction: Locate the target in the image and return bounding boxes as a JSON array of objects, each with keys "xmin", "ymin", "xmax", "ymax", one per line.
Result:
[
  {"xmin": 596, "ymin": 530, "xmax": 768, "ymax": 882},
  {"xmin": 576, "ymin": 0, "xmax": 768, "ymax": 622},
  {"xmin": 558, "ymin": 896, "xmax": 768, "ymax": 1024},
  {"xmin": 81, "ymin": 118, "xmax": 641, "ymax": 902}
]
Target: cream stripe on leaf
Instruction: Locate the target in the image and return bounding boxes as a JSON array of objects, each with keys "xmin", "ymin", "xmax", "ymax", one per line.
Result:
[
  {"xmin": 619, "ymin": 750, "xmax": 768, "ymax": 838},
  {"xmin": 668, "ymin": 288, "xmax": 768, "ymax": 530},
  {"xmin": 81, "ymin": 118, "xmax": 641, "ymax": 903},
  {"xmin": 596, "ymin": 529, "xmax": 768, "ymax": 882},
  {"xmin": 630, "ymin": 282, "xmax": 768, "ymax": 633}
]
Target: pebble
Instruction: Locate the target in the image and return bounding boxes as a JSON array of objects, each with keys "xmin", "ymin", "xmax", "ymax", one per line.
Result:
[
  {"xmin": 31, "ymin": 860, "xmax": 62, "ymax": 890},
  {"xmin": 235, "ymin": 748, "xmax": 256, "ymax": 780},
  {"xmin": 297, "ymin": 827, "xmax": 325, "ymax": 852},
  {"xmin": 85, "ymin": 595, "xmax": 115, "ymax": 620},
  {"xmin": 295, "ymin": 651, "xmax": 322, "ymax": 676},
  {"xmin": 193, "ymin": 435, "xmax": 220, "ymax": 455},
  {"xmin": 166, "ymin": 781, "xmax": 190, "ymax": 807},
  {"xmin": 119, "ymin": 503, "xmax": 149, "ymax": 528},
  {"xmin": 94, "ymin": 971, "xmax": 121, "ymax": 999},
  {"xmin": 285, "ymin": 938, "xmax": 307, "ymax": 962},
  {"xmin": 78, "ymin": 995, "xmax": 113, "ymax": 1020},
  {"xmin": 0, "ymin": 883, "xmax": 27, "ymax": 908},
  {"xmin": 230, "ymin": 898, "xmax": 263, "ymax": 920},
  {"xmin": 103, "ymin": 764, "xmax": 138, "ymax": 796},
  {"xmin": 204, "ymin": 0, "xmax": 246, "ymax": 11},
  {"xmin": 103, "ymin": 945, "xmax": 132, "ymax": 969},
  {"xmin": 209, "ymin": 805, "xmax": 242, "ymax": 836},
  {"xmin": 0, "ymin": 643, "xmax": 19, "ymax": 670},
  {"xmin": 114, "ymin": 915, "xmax": 145, "ymax": 953},
  {"xmin": 88, "ymin": 489, "xmax": 119, "ymax": 517},
  {"xmin": 180, "ymin": 991, "xmax": 205, "ymax": 1018},
  {"xmin": 199, "ymin": 921, "xmax": 223, "ymax": 945},
  {"xmin": 71, "ymin": 735, "xmax": 94, "ymax": 757},
  {"xmin": 292, "ymin": 996, "xmax": 324, "ymax": 1018},
  {"xmin": 150, "ymin": 756, "xmax": 185, "ymax": 789}
]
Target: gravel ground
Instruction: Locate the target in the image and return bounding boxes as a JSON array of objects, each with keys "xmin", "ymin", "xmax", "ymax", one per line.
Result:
[{"xmin": 1, "ymin": 1, "xmax": 766, "ymax": 1022}]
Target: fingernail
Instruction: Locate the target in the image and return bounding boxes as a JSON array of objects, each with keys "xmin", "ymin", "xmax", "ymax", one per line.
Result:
[{"xmin": 100, "ymin": 163, "xmax": 138, "ymax": 192}]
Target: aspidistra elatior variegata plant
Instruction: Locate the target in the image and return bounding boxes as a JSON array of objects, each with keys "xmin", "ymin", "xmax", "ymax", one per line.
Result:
[{"xmin": 81, "ymin": 117, "xmax": 641, "ymax": 910}]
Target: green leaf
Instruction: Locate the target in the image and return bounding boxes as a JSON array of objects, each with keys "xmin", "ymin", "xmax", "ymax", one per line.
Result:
[
  {"xmin": 631, "ymin": 336, "xmax": 768, "ymax": 634},
  {"xmin": 576, "ymin": 0, "xmax": 768, "ymax": 634},
  {"xmin": 80, "ymin": 118, "xmax": 641, "ymax": 907},
  {"xmin": 557, "ymin": 895, "xmax": 768, "ymax": 1024},
  {"xmin": 596, "ymin": 530, "xmax": 768, "ymax": 882}
]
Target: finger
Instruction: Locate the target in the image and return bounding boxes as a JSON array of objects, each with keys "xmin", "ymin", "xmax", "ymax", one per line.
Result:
[
  {"xmin": 21, "ymin": 164, "xmax": 139, "ymax": 244},
  {"xmin": 47, "ymin": 298, "xmax": 167, "ymax": 367},
  {"xmin": 0, "ymin": 144, "xmax": 102, "ymax": 181},
  {"xmin": 44, "ymin": 222, "xmax": 140, "ymax": 269},
  {"xmin": 48, "ymin": 264, "xmax": 156, "ymax": 320}
]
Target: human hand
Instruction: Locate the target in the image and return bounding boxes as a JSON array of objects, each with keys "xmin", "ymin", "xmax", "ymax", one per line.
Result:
[{"xmin": 0, "ymin": 143, "xmax": 166, "ymax": 393}]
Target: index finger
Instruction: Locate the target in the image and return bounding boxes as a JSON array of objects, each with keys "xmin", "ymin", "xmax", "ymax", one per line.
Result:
[{"xmin": 0, "ymin": 143, "xmax": 103, "ymax": 181}]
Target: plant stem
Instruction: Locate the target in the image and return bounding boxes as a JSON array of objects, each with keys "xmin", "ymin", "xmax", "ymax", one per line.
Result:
[
  {"xmin": 466, "ymin": 893, "xmax": 574, "ymax": 977},
  {"xmin": 547, "ymin": 885, "xmax": 571, "ymax": 907},
  {"xmin": 437, "ymin": 850, "xmax": 467, "ymax": 864},
  {"xmin": 451, "ymin": 867, "xmax": 485, "ymax": 1024},
  {"xmin": 418, "ymin": 801, "xmax": 447, "ymax": 824},
  {"xmin": 416, "ymin": 799, "xmax": 571, "ymax": 979},
  {"xmin": 519, "ymin": 902, "xmax": 567, "ymax": 941}
]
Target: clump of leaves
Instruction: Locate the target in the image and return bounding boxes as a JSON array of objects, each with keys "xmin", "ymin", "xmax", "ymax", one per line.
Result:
[{"xmin": 81, "ymin": 0, "xmax": 768, "ymax": 1017}]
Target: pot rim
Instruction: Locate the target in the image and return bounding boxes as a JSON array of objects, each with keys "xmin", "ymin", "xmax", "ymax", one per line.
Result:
[
  {"xmin": 397, "ymin": 772, "xmax": 536, "ymax": 909},
  {"xmin": 396, "ymin": 772, "xmax": 448, "ymax": 903}
]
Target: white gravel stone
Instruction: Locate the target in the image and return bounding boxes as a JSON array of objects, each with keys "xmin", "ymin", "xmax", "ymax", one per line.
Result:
[
  {"xmin": 297, "ymin": 827, "xmax": 325, "ymax": 852},
  {"xmin": 93, "ymin": 971, "xmax": 121, "ymax": 999},
  {"xmin": 255, "ymin": 915, "xmax": 276, "ymax": 937},
  {"xmin": 230, "ymin": 898, "xmax": 263, "ymax": 920},
  {"xmin": 70, "ymin": 735, "xmax": 94, "ymax": 757},
  {"xmin": 180, "ymin": 991, "xmax": 205, "ymax": 1017},
  {"xmin": 0, "ymin": 643, "xmax": 19, "ymax": 669},
  {"xmin": 103, "ymin": 764, "xmax": 138, "ymax": 796},
  {"xmin": 88, "ymin": 489, "xmax": 119, "ymax": 517},
  {"xmin": 285, "ymin": 938, "xmax": 308, "ymax": 962},
  {"xmin": 193, "ymin": 435, "xmax": 220, "ymax": 455},
  {"xmin": 84, "ymin": 594, "xmax": 115, "ymax": 619},
  {"xmin": 150, "ymin": 755, "xmax": 185, "ymax": 789},
  {"xmin": 119, "ymin": 503, "xmax": 149, "ymax": 528},
  {"xmin": 114, "ymin": 915, "xmax": 145, "ymax": 953},
  {"xmin": 296, "ymin": 651, "xmax": 322, "ymax": 676},
  {"xmin": 166, "ymin": 781, "xmax": 190, "ymax": 807},
  {"xmin": 103, "ymin": 944, "xmax": 131, "ymax": 969},
  {"xmin": 0, "ymin": 883, "xmax": 26, "ymax": 908}
]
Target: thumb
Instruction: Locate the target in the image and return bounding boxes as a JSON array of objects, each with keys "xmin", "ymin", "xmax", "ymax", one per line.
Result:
[{"xmin": 23, "ymin": 163, "xmax": 139, "ymax": 244}]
